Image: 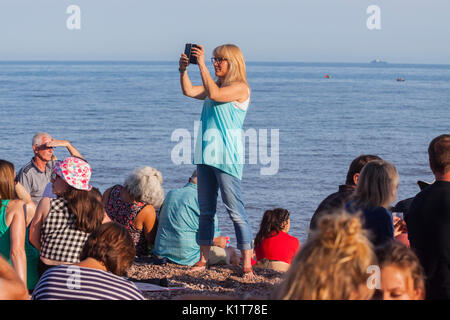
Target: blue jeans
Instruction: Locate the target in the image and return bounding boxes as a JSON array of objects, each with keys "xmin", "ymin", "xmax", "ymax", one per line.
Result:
[{"xmin": 197, "ymin": 164, "xmax": 253, "ymax": 250}]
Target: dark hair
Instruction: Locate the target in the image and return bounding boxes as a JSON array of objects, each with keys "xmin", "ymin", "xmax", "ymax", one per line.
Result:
[
  {"xmin": 64, "ymin": 187, "xmax": 104, "ymax": 233},
  {"xmin": 254, "ymin": 208, "xmax": 290, "ymax": 248},
  {"xmin": 345, "ymin": 155, "xmax": 382, "ymax": 185},
  {"xmin": 80, "ymin": 222, "xmax": 136, "ymax": 276},
  {"xmin": 428, "ymin": 134, "xmax": 450, "ymax": 175},
  {"xmin": 90, "ymin": 187, "xmax": 102, "ymax": 202},
  {"xmin": 376, "ymin": 240, "xmax": 425, "ymax": 298}
]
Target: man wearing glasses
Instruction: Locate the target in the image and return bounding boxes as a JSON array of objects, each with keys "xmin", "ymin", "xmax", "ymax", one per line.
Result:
[{"xmin": 17, "ymin": 132, "xmax": 84, "ymax": 205}]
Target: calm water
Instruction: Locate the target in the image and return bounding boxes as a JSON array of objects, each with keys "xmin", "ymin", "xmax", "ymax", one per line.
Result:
[{"xmin": 1, "ymin": 61, "xmax": 449, "ymax": 246}]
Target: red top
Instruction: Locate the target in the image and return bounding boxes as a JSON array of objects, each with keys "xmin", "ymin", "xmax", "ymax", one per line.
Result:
[{"xmin": 254, "ymin": 231, "xmax": 300, "ymax": 264}]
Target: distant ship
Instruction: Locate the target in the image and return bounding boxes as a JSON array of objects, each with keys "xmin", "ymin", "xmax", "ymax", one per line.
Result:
[{"xmin": 370, "ymin": 58, "xmax": 388, "ymax": 64}]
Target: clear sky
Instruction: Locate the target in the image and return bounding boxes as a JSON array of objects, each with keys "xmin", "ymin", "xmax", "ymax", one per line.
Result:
[{"xmin": 0, "ymin": 0, "xmax": 449, "ymax": 64}]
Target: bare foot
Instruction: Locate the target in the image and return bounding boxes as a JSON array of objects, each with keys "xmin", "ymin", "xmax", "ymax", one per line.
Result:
[
  {"xmin": 242, "ymin": 267, "xmax": 255, "ymax": 280},
  {"xmin": 190, "ymin": 261, "xmax": 207, "ymax": 272}
]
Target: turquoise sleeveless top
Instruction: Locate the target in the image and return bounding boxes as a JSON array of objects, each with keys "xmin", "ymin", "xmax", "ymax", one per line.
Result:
[
  {"xmin": 194, "ymin": 98, "xmax": 248, "ymax": 180},
  {"xmin": 0, "ymin": 200, "xmax": 40, "ymax": 290}
]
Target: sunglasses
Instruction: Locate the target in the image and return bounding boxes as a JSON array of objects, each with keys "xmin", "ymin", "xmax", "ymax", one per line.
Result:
[
  {"xmin": 35, "ymin": 144, "xmax": 54, "ymax": 151},
  {"xmin": 50, "ymin": 171, "xmax": 60, "ymax": 183},
  {"xmin": 210, "ymin": 57, "xmax": 227, "ymax": 64}
]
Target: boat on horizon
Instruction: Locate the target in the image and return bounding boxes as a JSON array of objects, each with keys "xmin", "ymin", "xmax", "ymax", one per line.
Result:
[{"xmin": 370, "ymin": 58, "xmax": 388, "ymax": 64}]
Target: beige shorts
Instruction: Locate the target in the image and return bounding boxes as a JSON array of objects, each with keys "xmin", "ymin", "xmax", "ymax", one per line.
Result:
[
  {"xmin": 253, "ymin": 259, "xmax": 290, "ymax": 272},
  {"xmin": 208, "ymin": 246, "xmax": 230, "ymax": 265}
]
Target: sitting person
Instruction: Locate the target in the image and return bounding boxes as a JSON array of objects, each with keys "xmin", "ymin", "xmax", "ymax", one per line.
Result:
[
  {"xmin": 346, "ymin": 160, "xmax": 401, "ymax": 247},
  {"xmin": 376, "ymin": 240, "xmax": 425, "ymax": 300},
  {"xmin": 29, "ymin": 157, "xmax": 104, "ymax": 277},
  {"xmin": 17, "ymin": 132, "xmax": 84, "ymax": 206},
  {"xmin": 153, "ymin": 170, "xmax": 239, "ymax": 266},
  {"xmin": 0, "ymin": 254, "xmax": 29, "ymax": 300},
  {"xmin": 32, "ymin": 222, "xmax": 144, "ymax": 300},
  {"xmin": 0, "ymin": 159, "xmax": 39, "ymax": 291},
  {"xmin": 103, "ymin": 166, "xmax": 164, "ymax": 257},
  {"xmin": 252, "ymin": 208, "xmax": 300, "ymax": 272},
  {"xmin": 309, "ymin": 154, "xmax": 382, "ymax": 231},
  {"xmin": 272, "ymin": 210, "xmax": 376, "ymax": 300}
]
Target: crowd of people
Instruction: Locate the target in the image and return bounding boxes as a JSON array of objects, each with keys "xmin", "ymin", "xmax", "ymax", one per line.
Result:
[
  {"xmin": 0, "ymin": 42, "xmax": 449, "ymax": 301},
  {"xmin": 0, "ymin": 131, "xmax": 448, "ymax": 300}
]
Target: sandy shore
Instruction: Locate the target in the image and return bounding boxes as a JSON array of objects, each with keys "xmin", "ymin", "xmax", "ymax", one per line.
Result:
[{"xmin": 126, "ymin": 262, "xmax": 285, "ymax": 300}]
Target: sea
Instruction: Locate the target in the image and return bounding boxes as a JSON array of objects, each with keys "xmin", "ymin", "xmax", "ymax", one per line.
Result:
[{"xmin": 1, "ymin": 61, "xmax": 449, "ymax": 246}]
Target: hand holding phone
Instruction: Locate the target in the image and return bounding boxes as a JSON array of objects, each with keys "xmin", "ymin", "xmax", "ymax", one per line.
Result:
[{"xmin": 184, "ymin": 43, "xmax": 201, "ymax": 65}]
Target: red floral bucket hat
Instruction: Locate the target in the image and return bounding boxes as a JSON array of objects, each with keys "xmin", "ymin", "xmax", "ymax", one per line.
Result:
[{"xmin": 52, "ymin": 157, "xmax": 92, "ymax": 191}]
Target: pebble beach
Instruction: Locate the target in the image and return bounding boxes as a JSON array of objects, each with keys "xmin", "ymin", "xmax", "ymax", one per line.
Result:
[{"xmin": 126, "ymin": 263, "xmax": 285, "ymax": 300}]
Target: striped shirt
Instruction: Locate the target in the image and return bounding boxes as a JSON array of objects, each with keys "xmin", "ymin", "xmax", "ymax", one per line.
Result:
[{"xmin": 32, "ymin": 265, "xmax": 145, "ymax": 300}]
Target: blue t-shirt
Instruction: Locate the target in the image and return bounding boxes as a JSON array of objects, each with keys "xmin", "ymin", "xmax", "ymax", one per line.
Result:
[
  {"xmin": 152, "ymin": 183, "xmax": 220, "ymax": 266},
  {"xmin": 346, "ymin": 202, "xmax": 394, "ymax": 246}
]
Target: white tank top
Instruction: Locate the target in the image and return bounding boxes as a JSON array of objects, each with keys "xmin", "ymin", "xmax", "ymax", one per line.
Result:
[{"xmin": 231, "ymin": 88, "xmax": 251, "ymax": 111}]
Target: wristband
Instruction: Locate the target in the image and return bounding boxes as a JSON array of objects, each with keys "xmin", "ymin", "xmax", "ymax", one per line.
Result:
[{"xmin": 179, "ymin": 68, "xmax": 186, "ymax": 73}]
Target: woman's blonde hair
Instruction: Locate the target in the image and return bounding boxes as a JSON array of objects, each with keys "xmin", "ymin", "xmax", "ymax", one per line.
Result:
[
  {"xmin": 124, "ymin": 166, "xmax": 164, "ymax": 207},
  {"xmin": 273, "ymin": 210, "xmax": 376, "ymax": 300},
  {"xmin": 213, "ymin": 44, "xmax": 248, "ymax": 87},
  {"xmin": 352, "ymin": 160, "xmax": 399, "ymax": 209}
]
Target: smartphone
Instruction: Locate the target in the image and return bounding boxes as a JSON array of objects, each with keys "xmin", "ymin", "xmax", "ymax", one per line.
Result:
[
  {"xmin": 184, "ymin": 43, "xmax": 200, "ymax": 65},
  {"xmin": 392, "ymin": 212, "xmax": 404, "ymax": 220}
]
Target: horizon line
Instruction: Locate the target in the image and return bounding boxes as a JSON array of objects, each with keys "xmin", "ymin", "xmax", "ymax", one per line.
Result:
[{"xmin": 0, "ymin": 59, "xmax": 449, "ymax": 66}]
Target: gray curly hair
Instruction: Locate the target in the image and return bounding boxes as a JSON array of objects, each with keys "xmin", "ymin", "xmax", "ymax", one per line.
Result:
[{"xmin": 124, "ymin": 166, "xmax": 164, "ymax": 207}]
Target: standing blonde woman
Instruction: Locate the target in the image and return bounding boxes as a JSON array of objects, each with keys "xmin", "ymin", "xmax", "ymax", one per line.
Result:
[
  {"xmin": 272, "ymin": 210, "xmax": 376, "ymax": 300},
  {"xmin": 179, "ymin": 44, "xmax": 254, "ymax": 277}
]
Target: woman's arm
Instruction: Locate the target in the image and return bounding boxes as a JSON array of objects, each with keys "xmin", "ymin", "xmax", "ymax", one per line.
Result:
[
  {"xmin": 179, "ymin": 53, "xmax": 207, "ymax": 100},
  {"xmin": 14, "ymin": 182, "xmax": 36, "ymax": 226},
  {"xmin": 192, "ymin": 45, "xmax": 249, "ymax": 103},
  {"xmin": 8, "ymin": 201, "xmax": 27, "ymax": 285},
  {"xmin": 29, "ymin": 197, "xmax": 51, "ymax": 251},
  {"xmin": 0, "ymin": 255, "xmax": 29, "ymax": 300},
  {"xmin": 135, "ymin": 205, "xmax": 158, "ymax": 246}
]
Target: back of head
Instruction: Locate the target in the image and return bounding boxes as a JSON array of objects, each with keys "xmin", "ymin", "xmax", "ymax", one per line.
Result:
[
  {"xmin": 273, "ymin": 210, "xmax": 375, "ymax": 300},
  {"xmin": 428, "ymin": 134, "xmax": 450, "ymax": 175},
  {"xmin": 376, "ymin": 240, "xmax": 425, "ymax": 299},
  {"xmin": 124, "ymin": 166, "xmax": 164, "ymax": 207},
  {"xmin": 345, "ymin": 155, "xmax": 382, "ymax": 186},
  {"xmin": 0, "ymin": 159, "xmax": 15, "ymax": 202},
  {"xmin": 64, "ymin": 188, "xmax": 104, "ymax": 233},
  {"xmin": 352, "ymin": 160, "xmax": 398, "ymax": 209},
  {"xmin": 254, "ymin": 208, "xmax": 290, "ymax": 248},
  {"xmin": 213, "ymin": 44, "xmax": 247, "ymax": 86},
  {"xmin": 80, "ymin": 222, "xmax": 136, "ymax": 276}
]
